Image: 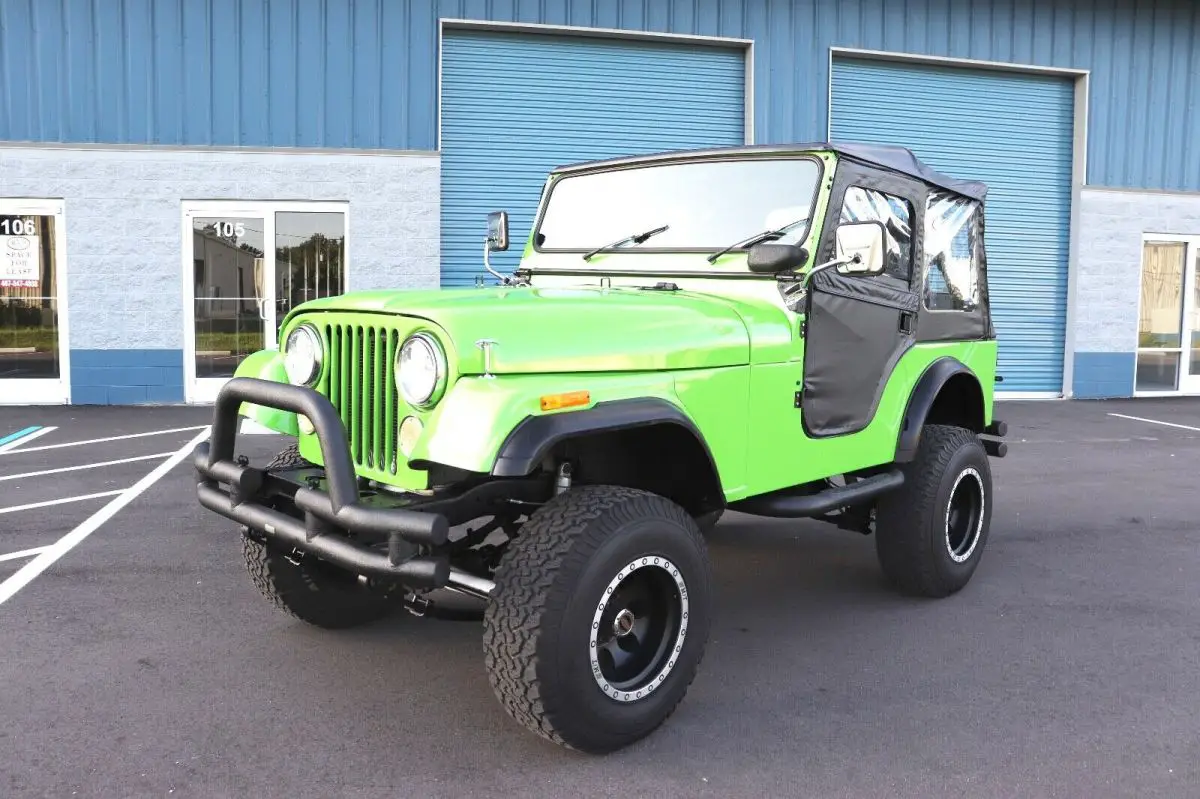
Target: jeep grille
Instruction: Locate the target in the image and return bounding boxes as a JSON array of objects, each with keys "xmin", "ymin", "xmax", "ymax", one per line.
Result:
[{"xmin": 323, "ymin": 322, "xmax": 402, "ymax": 475}]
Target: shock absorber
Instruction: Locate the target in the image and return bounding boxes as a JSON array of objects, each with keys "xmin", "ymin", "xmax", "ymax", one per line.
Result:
[{"xmin": 555, "ymin": 461, "xmax": 573, "ymax": 495}]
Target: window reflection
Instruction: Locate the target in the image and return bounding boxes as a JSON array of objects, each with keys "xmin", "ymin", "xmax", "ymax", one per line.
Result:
[
  {"xmin": 275, "ymin": 212, "xmax": 346, "ymax": 326},
  {"xmin": 535, "ymin": 158, "xmax": 821, "ymax": 251},
  {"xmin": 1138, "ymin": 242, "xmax": 1185, "ymax": 349},
  {"xmin": 1136, "ymin": 241, "xmax": 1186, "ymax": 392},
  {"xmin": 1192, "ymin": 250, "xmax": 1200, "ymax": 377},
  {"xmin": 192, "ymin": 217, "xmax": 266, "ymax": 379},
  {"xmin": 0, "ymin": 215, "xmax": 59, "ymax": 379}
]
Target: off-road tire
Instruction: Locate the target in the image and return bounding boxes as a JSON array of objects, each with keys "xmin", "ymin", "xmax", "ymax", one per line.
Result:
[
  {"xmin": 241, "ymin": 443, "xmax": 396, "ymax": 629},
  {"xmin": 875, "ymin": 424, "xmax": 993, "ymax": 598},
  {"xmin": 483, "ymin": 485, "xmax": 712, "ymax": 753}
]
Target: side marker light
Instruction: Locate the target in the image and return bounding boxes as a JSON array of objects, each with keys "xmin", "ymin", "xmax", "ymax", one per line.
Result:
[{"xmin": 540, "ymin": 390, "xmax": 591, "ymax": 412}]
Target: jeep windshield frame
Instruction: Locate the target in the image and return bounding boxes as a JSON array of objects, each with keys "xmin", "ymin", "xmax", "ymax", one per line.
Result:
[{"xmin": 529, "ymin": 154, "xmax": 825, "ymax": 258}]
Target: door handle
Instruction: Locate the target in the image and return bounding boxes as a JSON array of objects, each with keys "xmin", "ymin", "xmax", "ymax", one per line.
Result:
[
  {"xmin": 899, "ymin": 310, "xmax": 915, "ymax": 334},
  {"xmin": 256, "ymin": 298, "xmax": 268, "ymax": 321}
]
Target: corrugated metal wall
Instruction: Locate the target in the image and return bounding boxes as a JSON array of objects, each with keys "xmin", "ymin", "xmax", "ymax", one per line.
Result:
[
  {"xmin": 439, "ymin": 29, "xmax": 745, "ymax": 286},
  {"xmin": 832, "ymin": 57, "xmax": 1075, "ymax": 393},
  {"xmin": 0, "ymin": 0, "xmax": 1198, "ymax": 191}
]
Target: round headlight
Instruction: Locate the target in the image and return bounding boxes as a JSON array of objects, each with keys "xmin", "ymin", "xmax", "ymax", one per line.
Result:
[
  {"xmin": 283, "ymin": 324, "xmax": 322, "ymax": 386},
  {"xmin": 396, "ymin": 332, "xmax": 446, "ymax": 407}
]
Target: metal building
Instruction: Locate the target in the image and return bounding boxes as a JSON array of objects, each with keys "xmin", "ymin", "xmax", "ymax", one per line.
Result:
[{"xmin": 1, "ymin": 0, "xmax": 1198, "ymax": 404}]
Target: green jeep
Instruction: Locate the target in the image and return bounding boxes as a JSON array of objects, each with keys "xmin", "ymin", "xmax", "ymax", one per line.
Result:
[{"xmin": 194, "ymin": 142, "xmax": 1007, "ymax": 753}]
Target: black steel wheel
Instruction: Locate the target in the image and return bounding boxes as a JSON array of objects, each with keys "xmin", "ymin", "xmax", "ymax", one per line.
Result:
[
  {"xmin": 875, "ymin": 424, "xmax": 993, "ymax": 598},
  {"xmin": 590, "ymin": 554, "xmax": 689, "ymax": 703},
  {"xmin": 241, "ymin": 443, "xmax": 398, "ymax": 629},
  {"xmin": 483, "ymin": 485, "xmax": 712, "ymax": 753}
]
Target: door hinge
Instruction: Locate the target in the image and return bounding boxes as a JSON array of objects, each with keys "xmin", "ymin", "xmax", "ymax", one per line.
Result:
[{"xmin": 794, "ymin": 390, "xmax": 803, "ymax": 408}]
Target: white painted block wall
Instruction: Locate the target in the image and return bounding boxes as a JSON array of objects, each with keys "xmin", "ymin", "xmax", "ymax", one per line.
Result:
[{"xmin": 0, "ymin": 144, "xmax": 440, "ymax": 351}]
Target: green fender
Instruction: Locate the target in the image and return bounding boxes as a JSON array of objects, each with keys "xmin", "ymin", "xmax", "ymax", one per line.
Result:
[
  {"xmin": 231, "ymin": 350, "xmax": 299, "ymax": 437},
  {"xmin": 406, "ymin": 368, "xmax": 747, "ymax": 499}
]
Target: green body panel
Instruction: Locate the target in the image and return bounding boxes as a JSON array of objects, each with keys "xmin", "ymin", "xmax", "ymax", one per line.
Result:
[
  {"xmin": 228, "ymin": 147, "xmax": 999, "ymax": 503},
  {"xmin": 283, "ymin": 285, "xmax": 751, "ymax": 374},
  {"xmin": 743, "ymin": 340, "xmax": 996, "ymax": 495},
  {"xmin": 232, "ymin": 350, "xmax": 299, "ymax": 436}
]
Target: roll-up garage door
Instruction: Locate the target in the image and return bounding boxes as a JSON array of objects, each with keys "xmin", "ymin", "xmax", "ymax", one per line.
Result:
[
  {"xmin": 440, "ymin": 29, "xmax": 746, "ymax": 286},
  {"xmin": 831, "ymin": 57, "xmax": 1074, "ymax": 394}
]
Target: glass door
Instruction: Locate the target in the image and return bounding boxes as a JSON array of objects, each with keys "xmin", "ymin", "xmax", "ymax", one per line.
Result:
[
  {"xmin": 1137, "ymin": 236, "xmax": 1200, "ymax": 395},
  {"xmin": 185, "ymin": 208, "xmax": 271, "ymax": 404},
  {"xmin": 0, "ymin": 199, "xmax": 69, "ymax": 404},
  {"xmin": 1181, "ymin": 240, "xmax": 1200, "ymax": 394},
  {"xmin": 183, "ymin": 202, "xmax": 347, "ymax": 403}
]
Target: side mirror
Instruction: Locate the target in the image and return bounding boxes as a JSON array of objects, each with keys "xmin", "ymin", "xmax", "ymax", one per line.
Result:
[
  {"xmin": 747, "ymin": 242, "xmax": 808, "ymax": 274},
  {"xmin": 834, "ymin": 221, "xmax": 886, "ymax": 276},
  {"xmin": 486, "ymin": 211, "xmax": 509, "ymax": 252}
]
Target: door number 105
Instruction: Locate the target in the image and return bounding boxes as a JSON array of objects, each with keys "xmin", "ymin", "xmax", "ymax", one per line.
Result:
[{"xmin": 214, "ymin": 221, "xmax": 246, "ymax": 238}]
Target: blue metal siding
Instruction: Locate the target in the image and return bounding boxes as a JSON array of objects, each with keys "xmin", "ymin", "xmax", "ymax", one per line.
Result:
[
  {"xmin": 832, "ymin": 58, "xmax": 1074, "ymax": 393},
  {"xmin": 0, "ymin": 1, "xmax": 1198, "ymax": 191},
  {"xmin": 439, "ymin": 29, "xmax": 744, "ymax": 286}
]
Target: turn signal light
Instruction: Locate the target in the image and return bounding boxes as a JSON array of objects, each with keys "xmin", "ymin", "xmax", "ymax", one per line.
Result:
[{"xmin": 540, "ymin": 390, "xmax": 591, "ymax": 412}]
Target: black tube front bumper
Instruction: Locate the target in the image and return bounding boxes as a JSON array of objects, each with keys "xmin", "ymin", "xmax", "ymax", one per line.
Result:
[{"xmin": 193, "ymin": 376, "xmax": 451, "ymax": 589}]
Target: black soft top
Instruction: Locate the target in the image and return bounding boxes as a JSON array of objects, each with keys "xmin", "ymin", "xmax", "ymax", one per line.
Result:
[{"xmin": 553, "ymin": 141, "xmax": 988, "ymax": 202}]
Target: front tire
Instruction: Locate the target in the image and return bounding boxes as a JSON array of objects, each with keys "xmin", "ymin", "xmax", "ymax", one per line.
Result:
[
  {"xmin": 483, "ymin": 485, "xmax": 712, "ymax": 753},
  {"xmin": 241, "ymin": 443, "xmax": 397, "ymax": 629},
  {"xmin": 875, "ymin": 424, "xmax": 993, "ymax": 598}
]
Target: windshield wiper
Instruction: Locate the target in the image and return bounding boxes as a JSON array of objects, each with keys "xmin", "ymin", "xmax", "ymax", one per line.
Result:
[
  {"xmin": 706, "ymin": 218, "xmax": 808, "ymax": 263},
  {"xmin": 582, "ymin": 225, "xmax": 669, "ymax": 261}
]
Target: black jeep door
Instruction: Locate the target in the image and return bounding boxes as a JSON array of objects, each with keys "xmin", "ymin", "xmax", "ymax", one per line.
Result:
[{"xmin": 801, "ymin": 170, "xmax": 923, "ymax": 438}]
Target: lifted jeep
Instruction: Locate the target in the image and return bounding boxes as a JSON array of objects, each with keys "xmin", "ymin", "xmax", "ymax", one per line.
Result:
[{"xmin": 194, "ymin": 142, "xmax": 1007, "ymax": 753}]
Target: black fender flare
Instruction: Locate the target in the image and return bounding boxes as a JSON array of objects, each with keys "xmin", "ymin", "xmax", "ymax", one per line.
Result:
[
  {"xmin": 491, "ymin": 397, "xmax": 721, "ymax": 482},
  {"xmin": 894, "ymin": 357, "xmax": 984, "ymax": 463}
]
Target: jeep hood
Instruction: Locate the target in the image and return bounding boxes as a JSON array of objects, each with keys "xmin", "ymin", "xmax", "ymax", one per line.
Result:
[{"xmin": 291, "ymin": 286, "xmax": 751, "ymax": 374}]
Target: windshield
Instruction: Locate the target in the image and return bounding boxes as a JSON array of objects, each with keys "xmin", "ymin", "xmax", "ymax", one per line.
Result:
[{"xmin": 533, "ymin": 157, "xmax": 822, "ymax": 253}]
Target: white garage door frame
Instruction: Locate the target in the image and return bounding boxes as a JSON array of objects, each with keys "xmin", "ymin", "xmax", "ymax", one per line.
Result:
[
  {"xmin": 827, "ymin": 47, "xmax": 1091, "ymax": 400},
  {"xmin": 436, "ymin": 18, "xmax": 755, "ymax": 150}
]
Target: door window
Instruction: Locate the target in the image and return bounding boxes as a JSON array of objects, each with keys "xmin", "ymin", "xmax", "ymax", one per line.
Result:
[
  {"xmin": 1136, "ymin": 240, "xmax": 1188, "ymax": 392},
  {"xmin": 192, "ymin": 216, "xmax": 267, "ymax": 380},
  {"xmin": 0, "ymin": 213, "xmax": 61, "ymax": 382},
  {"xmin": 1191, "ymin": 246, "xmax": 1200, "ymax": 381},
  {"xmin": 839, "ymin": 186, "xmax": 913, "ymax": 281}
]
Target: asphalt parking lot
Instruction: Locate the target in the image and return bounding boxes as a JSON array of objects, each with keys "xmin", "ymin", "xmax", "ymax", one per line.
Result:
[{"xmin": 1, "ymin": 399, "xmax": 1199, "ymax": 798}]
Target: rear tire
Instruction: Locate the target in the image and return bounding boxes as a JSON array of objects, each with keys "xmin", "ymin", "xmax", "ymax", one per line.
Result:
[
  {"xmin": 240, "ymin": 443, "xmax": 397, "ymax": 629},
  {"xmin": 875, "ymin": 424, "xmax": 992, "ymax": 598},
  {"xmin": 483, "ymin": 485, "xmax": 712, "ymax": 753}
]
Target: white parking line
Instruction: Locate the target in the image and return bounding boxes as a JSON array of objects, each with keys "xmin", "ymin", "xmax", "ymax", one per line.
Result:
[
  {"xmin": 0, "ymin": 546, "xmax": 49, "ymax": 563},
  {"xmin": 0, "ymin": 426, "xmax": 58, "ymax": 454},
  {"xmin": 1107, "ymin": 413, "xmax": 1200, "ymax": 433},
  {"xmin": 0, "ymin": 490, "xmax": 125, "ymax": 515},
  {"xmin": 0, "ymin": 425, "xmax": 207, "ymax": 456},
  {"xmin": 0, "ymin": 427, "xmax": 211, "ymax": 606},
  {"xmin": 0, "ymin": 452, "xmax": 176, "ymax": 482}
]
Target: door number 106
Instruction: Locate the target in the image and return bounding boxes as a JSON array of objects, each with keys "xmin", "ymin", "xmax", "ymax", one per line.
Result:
[{"xmin": 0, "ymin": 219, "xmax": 37, "ymax": 235}]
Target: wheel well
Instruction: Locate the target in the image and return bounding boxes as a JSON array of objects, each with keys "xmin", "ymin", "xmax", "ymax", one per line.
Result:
[
  {"xmin": 545, "ymin": 423, "xmax": 724, "ymax": 518},
  {"xmin": 925, "ymin": 373, "xmax": 985, "ymax": 433}
]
